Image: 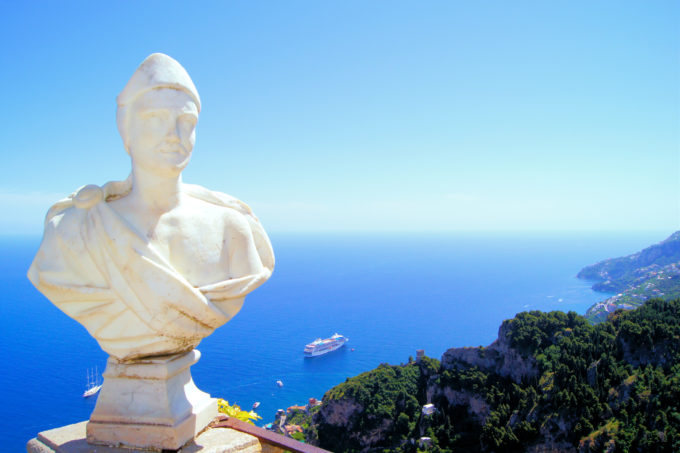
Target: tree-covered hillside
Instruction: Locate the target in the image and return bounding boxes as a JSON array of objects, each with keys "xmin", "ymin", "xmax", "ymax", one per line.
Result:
[
  {"xmin": 578, "ymin": 232, "xmax": 680, "ymax": 286},
  {"xmin": 578, "ymin": 232, "xmax": 680, "ymax": 322},
  {"xmin": 307, "ymin": 299, "xmax": 680, "ymax": 452}
]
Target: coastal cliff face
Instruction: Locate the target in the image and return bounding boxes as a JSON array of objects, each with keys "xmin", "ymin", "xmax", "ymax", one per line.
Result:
[
  {"xmin": 313, "ymin": 358, "xmax": 437, "ymax": 451},
  {"xmin": 441, "ymin": 321, "xmax": 538, "ymax": 384},
  {"xmin": 305, "ymin": 299, "xmax": 680, "ymax": 453}
]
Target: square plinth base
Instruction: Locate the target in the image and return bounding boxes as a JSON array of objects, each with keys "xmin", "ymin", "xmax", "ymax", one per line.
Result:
[
  {"xmin": 86, "ymin": 350, "xmax": 218, "ymax": 450},
  {"xmin": 86, "ymin": 396, "xmax": 216, "ymax": 450},
  {"xmin": 27, "ymin": 421, "xmax": 262, "ymax": 453}
]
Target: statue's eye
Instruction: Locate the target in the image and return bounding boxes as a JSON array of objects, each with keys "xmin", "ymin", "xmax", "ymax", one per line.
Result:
[
  {"xmin": 142, "ymin": 110, "xmax": 169, "ymax": 124},
  {"xmin": 148, "ymin": 116, "xmax": 162, "ymax": 127},
  {"xmin": 177, "ymin": 116, "xmax": 197, "ymax": 139},
  {"xmin": 179, "ymin": 114, "xmax": 197, "ymax": 128}
]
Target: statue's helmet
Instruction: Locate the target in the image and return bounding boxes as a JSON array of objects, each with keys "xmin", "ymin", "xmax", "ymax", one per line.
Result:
[{"xmin": 116, "ymin": 53, "xmax": 201, "ymax": 152}]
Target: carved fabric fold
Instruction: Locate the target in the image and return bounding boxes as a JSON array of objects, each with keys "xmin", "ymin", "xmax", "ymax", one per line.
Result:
[{"xmin": 28, "ymin": 182, "xmax": 274, "ymax": 361}]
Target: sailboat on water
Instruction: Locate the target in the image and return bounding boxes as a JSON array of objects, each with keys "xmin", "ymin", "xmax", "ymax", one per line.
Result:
[{"xmin": 83, "ymin": 366, "xmax": 102, "ymax": 398}]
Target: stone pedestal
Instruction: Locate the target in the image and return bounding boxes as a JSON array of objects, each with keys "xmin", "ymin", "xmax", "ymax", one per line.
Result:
[
  {"xmin": 27, "ymin": 421, "xmax": 261, "ymax": 453},
  {"xmin": 86, "ymin": 349, "xmax": 217, "ymax": 450}
]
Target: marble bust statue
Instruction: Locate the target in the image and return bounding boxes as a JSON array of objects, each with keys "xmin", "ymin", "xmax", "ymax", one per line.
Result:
[
  {"xmin": 28, "ymin": 53, "xmax": 274, "ymax": 362},
  {"xmin": 27, "ymin": 53, "xmax": 274, "ymax": 449}
]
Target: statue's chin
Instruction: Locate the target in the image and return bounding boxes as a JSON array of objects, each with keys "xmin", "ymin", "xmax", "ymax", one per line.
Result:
[
  {"xmin": 156, "ymin": 159, "xmax": 190, "ymax": 177},
  {"xmin": 159, "ymin": 149, "xmax": 191, "ymax": 167}
]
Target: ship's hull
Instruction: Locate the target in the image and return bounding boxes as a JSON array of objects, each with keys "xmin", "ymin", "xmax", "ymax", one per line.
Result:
[{"xmin": 304, "ymin": 338, "xmax": 348, "ymax": 357}]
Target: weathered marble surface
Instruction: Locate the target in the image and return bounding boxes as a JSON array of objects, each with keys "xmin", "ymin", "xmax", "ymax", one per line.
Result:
[
  {"xmin": 28, "ymin": 53, "xmax": 274, "ymax": 362},
  {"xmin": 27, "ymin": 421, "xmax": 262, "ymax": 453},
  {"xmin": 85, "ymin": 350, "xmax": 217, "ymax": 449},
  {"xmin": 27, "ymin": 53, "xmax": 274, "ymax": 450}
]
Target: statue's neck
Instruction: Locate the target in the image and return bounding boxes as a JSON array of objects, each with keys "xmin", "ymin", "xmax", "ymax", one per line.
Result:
[{"xmin": 128, "ymin": 166, "xmax": 183, "ymax": 213}]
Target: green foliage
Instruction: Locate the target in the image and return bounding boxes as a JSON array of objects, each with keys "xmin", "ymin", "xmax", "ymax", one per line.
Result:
[
  {"xmin": 313, "ymin": 299, "xmax": 680, "ymax": 453},
  {"xmin": 505, "ymin": 309, "xmax": 589, "ymax": 354},
  {"xmin": 216, "ymin": 399, "xmax": 262, "ymax": 425},
  {"xmin": 285, "ymin": 405, "xmax": 320, "ymax": 444},
  {"xmin": 318, "ymin": 360, "xmax": 432, "ymax": 451},
  {"xmin": 291, "ymin": 431, "xmax": 306, "ymax": 442}
]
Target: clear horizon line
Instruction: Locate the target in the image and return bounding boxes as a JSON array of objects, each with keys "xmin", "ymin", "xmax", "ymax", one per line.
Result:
[{"xmin": 1, "ymin": 228, "xmax": 675, "ymax": 238}]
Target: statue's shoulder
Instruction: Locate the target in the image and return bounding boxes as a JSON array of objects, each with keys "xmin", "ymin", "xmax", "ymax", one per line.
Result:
[
  {"xmin": 44, "ymin": 178, "xmax": 128, "ymax": 228},
  {"xmin": 182, "ymin": 184, "xmax": 274, "ymax": 272},
  {"xmin": 182, "ymin": 183, "xmax": 256, "ymax": 219},
  {"xmin": 38, "ymin": 189, "xmax": 91, "ymax": 256},
  {"xmin": 43, "ymin": 185, "xmax": 99, "ymax": 229}
]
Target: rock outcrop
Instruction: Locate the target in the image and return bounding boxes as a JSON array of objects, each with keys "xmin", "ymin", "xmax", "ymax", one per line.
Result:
[
  {"xmin": 441, "ymin": 320, "xmax": 538, "ymax": 384},
  {"xmin": 299, "ymin": 299, "xmax": 680, "ymax": 452}
]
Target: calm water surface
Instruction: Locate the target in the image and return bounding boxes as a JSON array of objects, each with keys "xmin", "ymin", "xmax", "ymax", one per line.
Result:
[{"xmin": 0, "ymin": 231, "xmax": 665, "ymax": 451}]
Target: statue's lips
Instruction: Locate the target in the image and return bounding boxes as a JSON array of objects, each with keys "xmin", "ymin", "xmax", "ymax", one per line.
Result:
[{"xmin": 158, "ymin": 146, "xmax": 189, "ymax": 157}]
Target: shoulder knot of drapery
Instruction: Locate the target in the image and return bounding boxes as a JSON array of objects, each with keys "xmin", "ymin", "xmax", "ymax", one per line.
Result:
[{"xmin": 73, "ymin": 185, "xmax": 104, "ymax": 209}]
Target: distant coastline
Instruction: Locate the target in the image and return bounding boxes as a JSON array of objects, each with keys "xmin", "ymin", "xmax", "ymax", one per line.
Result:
[{"xmin": 578, "ymin": 231, "xmax": 680, "ymax": 322}]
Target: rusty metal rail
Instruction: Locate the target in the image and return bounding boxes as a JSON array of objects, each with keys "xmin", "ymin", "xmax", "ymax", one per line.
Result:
[{"xmin": 211, "ymin": 415, "xmax": 333, "ymax": 453}]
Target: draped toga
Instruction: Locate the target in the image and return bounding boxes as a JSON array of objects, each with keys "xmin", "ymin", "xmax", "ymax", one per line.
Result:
[{"xmin": 28, "ymin": 179, "xmax": 274, "ymax": 361}]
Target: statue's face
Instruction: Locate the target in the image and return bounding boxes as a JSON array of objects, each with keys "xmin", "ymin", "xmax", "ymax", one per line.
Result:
[{"xmin": 127, "ymin": 88, "xmax": 199, "ymax": 177}]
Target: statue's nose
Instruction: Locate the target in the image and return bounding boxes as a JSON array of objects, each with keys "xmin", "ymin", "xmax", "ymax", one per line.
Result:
[{"xmin": 165, "ymin": 119, "xmax": 182, "ymax": 143}]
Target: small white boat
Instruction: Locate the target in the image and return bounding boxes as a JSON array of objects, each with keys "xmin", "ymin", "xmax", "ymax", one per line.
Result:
[
  {"xmin": 276, "ymin": 380, "xmax": 283, "ymax": 388},
  {"xmin": 83, "ymin": 366, "xmax": 102, "ymax": 398},
  {"xmin": 252, "ymin": 401, "xmax": 260, "ymax": 410}
]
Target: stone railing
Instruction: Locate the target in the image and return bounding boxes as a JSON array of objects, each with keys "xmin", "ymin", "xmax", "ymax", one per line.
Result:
[
  {"xmin": 27, "ymin": 415, "xmax": 333, "ymax": 452},
  {"xmin": 211, "ymin": 415, "xmax": 332, "ymax": 453}
]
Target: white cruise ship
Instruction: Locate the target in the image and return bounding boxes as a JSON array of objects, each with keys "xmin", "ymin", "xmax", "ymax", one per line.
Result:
[{"xmin": 304, "ymin": 333, "xmax": 349, "ymax": 357}]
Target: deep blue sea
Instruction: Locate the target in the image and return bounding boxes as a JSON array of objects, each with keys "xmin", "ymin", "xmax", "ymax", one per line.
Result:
[{"xmin": 0, "ymin": 231, "xmax": 666, "ymax": 451}]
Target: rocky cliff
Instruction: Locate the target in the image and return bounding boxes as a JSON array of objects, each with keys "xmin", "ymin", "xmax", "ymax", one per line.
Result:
[
  {"xmin": 302, "ymin": 299, "xmax": 680, "ymax": 452},
  {"xmin": 441, "ymin": 320, "xmax": 538, "ymax": 384}
]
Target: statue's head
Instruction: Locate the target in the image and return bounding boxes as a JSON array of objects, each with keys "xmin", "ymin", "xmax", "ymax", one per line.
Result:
[{"xmin": 117, "ymin": 54, "xmax": 201, "ymax": 177}]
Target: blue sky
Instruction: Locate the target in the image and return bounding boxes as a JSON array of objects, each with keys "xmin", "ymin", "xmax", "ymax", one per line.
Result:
[{"xmin": 1, "ymin": 1, "xmax": 678, "ymax": 234}]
